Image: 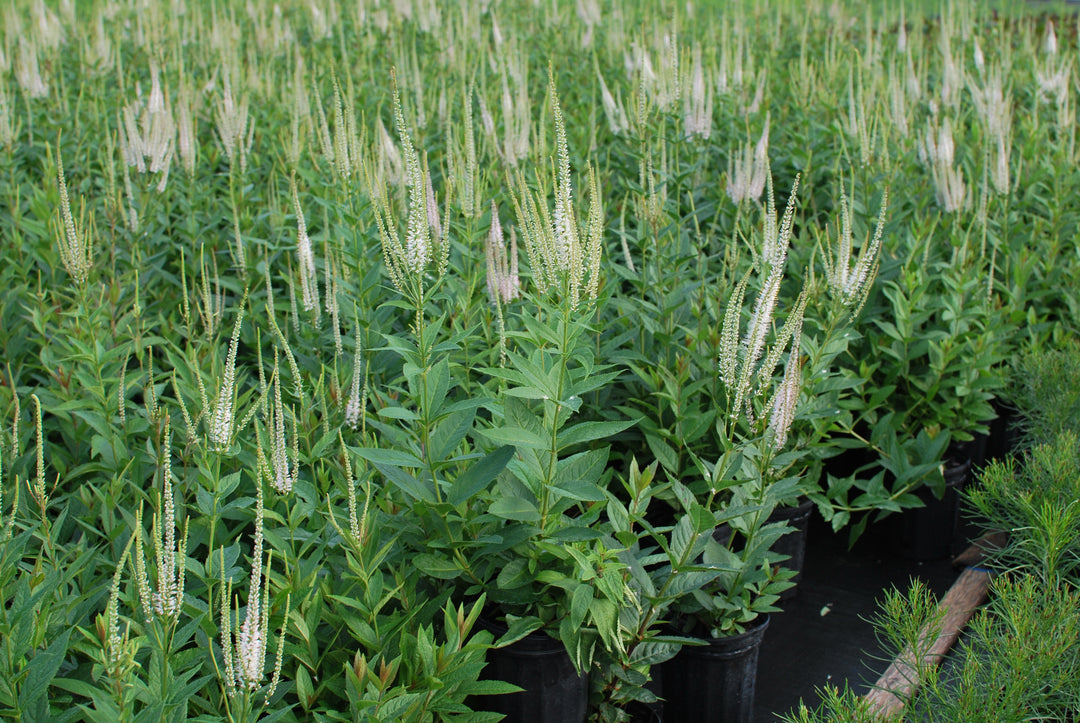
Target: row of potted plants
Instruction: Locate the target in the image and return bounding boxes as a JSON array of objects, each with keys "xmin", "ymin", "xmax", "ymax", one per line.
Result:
[{"xmin": 784, "ymin": 337, "xmax": 1080, "ymax": 721}]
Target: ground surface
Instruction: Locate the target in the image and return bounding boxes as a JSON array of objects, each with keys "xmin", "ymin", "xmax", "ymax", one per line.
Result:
[{"xmin": 753, "ymin": 513, "xmax": 963, "ymax": 722}]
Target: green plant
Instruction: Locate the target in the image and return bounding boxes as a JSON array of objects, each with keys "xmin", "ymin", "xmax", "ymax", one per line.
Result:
[
  {"xmin": 965, "ymin": 430, "xmax": 1080, "ymax": 585},
  {"xmin": 1005, "ymin": 339, "xmax": 1080, "ymax": 448},
  {"xmin": 471, "ymin": 87, "xmax": 633, "ymax": 667}
]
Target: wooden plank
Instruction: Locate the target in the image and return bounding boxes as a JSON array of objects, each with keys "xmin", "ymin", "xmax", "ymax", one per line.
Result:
[
  {"xmin": 952, "ymin": 530, "xmax": 1007, "ymax": 569},
  {"xmin": 864, "ymin": 560, "xmax": 992, "ymax": 717}
]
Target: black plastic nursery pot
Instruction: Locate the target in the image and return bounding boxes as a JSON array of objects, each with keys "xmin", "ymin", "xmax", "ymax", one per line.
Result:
[
  {"xmin": 470, "ymin": 621, "xmax": 588, "ymax": 723},
  {"xmin": 769, "ymin": 498, "xmax": 815, "ymax": 601},
  {"xmin": 661, "ymin": 615, "xmax": 770, "ymax": 723},
  {"xmin": 895, "ymin": 456, "xmax": 972, "ymax": 561}
]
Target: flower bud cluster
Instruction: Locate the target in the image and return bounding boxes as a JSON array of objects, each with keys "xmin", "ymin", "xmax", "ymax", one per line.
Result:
[
  {"xmin": 511, "ymin": 72, "xmax": 603, "ymax": 310},
  {"xmin": 727, "ymin": 114, "xmax": 769, "ymax": 205},
  {"xmin": 820, "ymin": 191, "xmax": 887, "ymax": 312},
  {"xmin": 486, "ymin": 202, "xmax": 521, "ymax": 306},
  {"xmin": 119, "ymin": 62, "xmax": 176, "ymax": 192},
  {"xmin": 55, "ymin": 149, "xmax": 94, "ymax": 287}
]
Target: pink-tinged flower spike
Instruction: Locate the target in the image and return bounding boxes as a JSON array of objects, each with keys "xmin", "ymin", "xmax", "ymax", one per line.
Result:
[
  {"xmin": 214, "ymin": 64, "xmax": 253, "ymax": 175},
  {"xmin": 0, "ymin": 82, "xmax": 16, "ymax": 152},
  {"xmin": 176, "ymin": 79, "xmax": 198, "ymax": 177},
  {"xmin": 486, "ymin": 201, "xmax": 520, "ymax": 306},
  {"xmin": 15, "ymin": 40, "xmax": 48, "ymax": 99},
  {"xmin": 682, "ymin": 43, "xmax": 713, "ymax": 140},
  {"xmin": 1045, "ymin": 20, "xmax": 1058, "ymax": 56},
  {"xmin": 727, "ymin": 114, "xmax": 770, "ymax": 205}
]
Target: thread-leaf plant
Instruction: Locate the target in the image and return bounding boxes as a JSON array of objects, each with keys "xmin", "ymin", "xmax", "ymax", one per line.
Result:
[{"xmin": 472, "ymin": 69, "xmax": 634, "ymax": 672}]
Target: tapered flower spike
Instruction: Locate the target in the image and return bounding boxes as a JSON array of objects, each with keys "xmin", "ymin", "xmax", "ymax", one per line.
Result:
[
  {"xmin": 485, "ymin": 201, "xmax": 521, "ymax": 305},
  {"xmin": 214, "ymin": 64, "xmax": 252, "ymax": 174},
  {"xmin": 767, "ymin": 345, "xmax": 802, "ymax": 451},
  {"xmin": 727, "ymin": 114, "xmax": 770, "ymax": 205},
  {"xmin": 510, "ymin": 69, "xmax": 602, "ymax": 309},
  {"xmin": 177, "ymin": 79, "xmax": 197, "ymax": 177},
  {"xmin": 30, "ymin": 394, "xmax": 46, "ymax": 509},
  {"xmin": 218, "ymin": 481, "xmax": 289, "ymax": 698},
  {"xmin": 103, "ymin": 533, "xmax": 138, "ymax": 680},
  {"xmin": 291, "ymin": 178, "xmax": 320, "ymax": 316},
  {"xmin": 1045, "ymin": 20, "xmax": 1058, "ymax": 56},
  {"xmin": 370, "ymin": 74, "xmax": 442, "ymax": 294},
  {"xmin": 149, "ymin": 416, "xmax": 187, "ymax": 621},
  {"xmin": 209, "ymin": 295, "xmax": 247, "ymax": 452},
  {"xmin": 719, "ymin": 270, "xmax": 751, "ymax": 390},
  {"xmin": 55, "ymin": 145, "xmax": 94, "ymax": 286},
  {"xmin": 821, "ymin": 190, "xmax": 888, "ymax": 310},
  {"xmin": 394, "ymin": 74, "xmax": 431, "ymax": 275},
  {"xmin": 219, "ymin": 548, "xmax": 237, "ymax": 699},
  {"xmin": 719, "ymin": 176, "xmax": 802, "ymax": 423},
  {"xmin": 345, "ymin": 321, "xmax": 364, "ymax": 430},
  {"xmin": 268, "ymin": 351, "xmax": 295, "ymax": 494}
]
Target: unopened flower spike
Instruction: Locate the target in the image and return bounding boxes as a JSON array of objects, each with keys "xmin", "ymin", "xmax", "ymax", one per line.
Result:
[{"xmin": 55, "ymin": 142, "xmax": 94, "ymax": 287}]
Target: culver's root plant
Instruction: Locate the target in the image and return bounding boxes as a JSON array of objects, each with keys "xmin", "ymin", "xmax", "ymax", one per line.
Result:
[{"xmin": 469, "ymin": 74, "xmax": 635, "ymax": 672}]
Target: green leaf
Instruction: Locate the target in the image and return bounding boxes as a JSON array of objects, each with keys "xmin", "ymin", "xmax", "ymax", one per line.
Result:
[
  {"xmin": 310, "ymin": 430, "xmax": 337, "ymax": 458},
  {"xmin": 414, "ymin": 554, "xmax": 462, "ymax": 580},
  {"xmin": 376, "ymin": 406, "xmax": 420, "ymax": 421},
  {"xmin": 548, "ymin": 479, "xmax": 607, "ymax": 502},
  {"xmin": 19, "ymin": 628, "xmax": 71, "ymax": 709},
  {"xmin": 429, "ymin": 406, "xmax": 477, "ymax": 461},
  {"xmin": 480, "ymin": 426, "xmax": 549, "ymax": 450},
  {"xmin": 549, "ymin": 526, "xmax": 603, "ymax": 542},
  {"xmin": 351, "ymin": 446, "xmax": 425, "ymax": 467},
  {"xmin": 493, "ymin": 616, "xmax": 543, "ymax": 647},
  {"xmin": 372, "ymin": 463, "xmax": 435, "ymax": 503},
  {"xmin": 496, "ymin": 559, "xmax": 533, "ymax": 589},
  {"xmin": 557, "ymin": 420, "xmax": 637, "ymax": 450},
  {"xmin": 464, "ymin": 680, "xmax": 524, "ymax": 696},
  {"xmin": 449, "ymin": 446, "xmax": 515, "ymax": 506},
  {"xmin": 570, "ymin": 584, "xmax": 592, "ymax": 630},
  {"xmin": 295, "ymin": 665, "xmax": 314, "ymax": 711},
  {"xmin": 489, "ymin": 496, "xmax": 540, "ymax": 522},
  {"xmin": 502, "ymin": 386, "xmax": 553, "ymax": 400}
]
